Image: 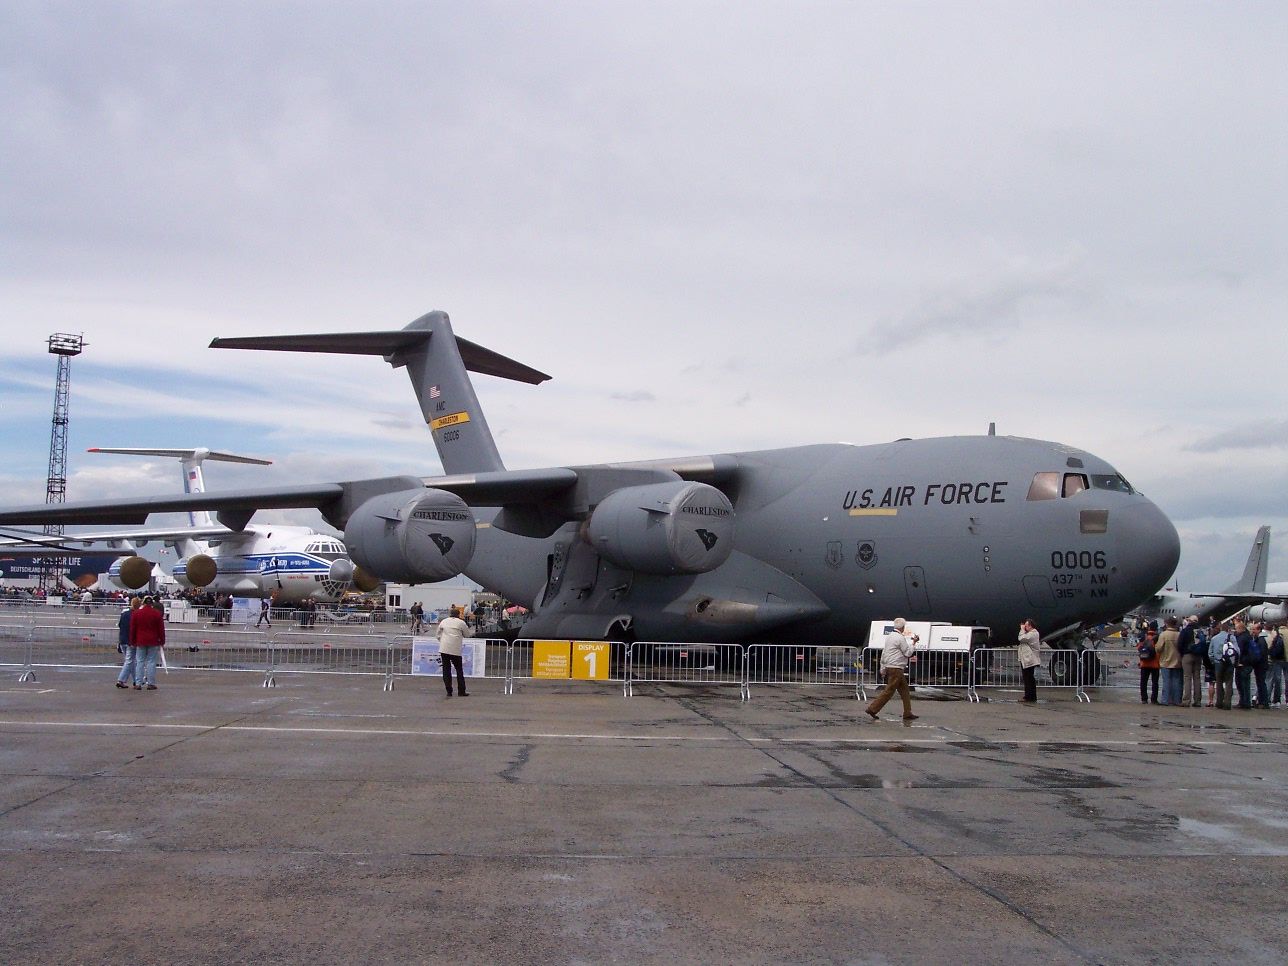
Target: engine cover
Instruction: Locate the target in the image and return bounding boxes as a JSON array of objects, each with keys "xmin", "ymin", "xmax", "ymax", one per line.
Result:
[
  {"xmin": 587, "ymin": 481, "xmax": 735, "ymax": 575},
  {"xmin": 116, "ymin": 556, "xmax": 154, "ymax": 590},
  {"xmin": 184, "ymin": 553, "xmax": 218, "ymax": 588},
  {"xmin": 1247, "ymin": 603, "xmax": 1287, "ymax": 625},
  {"xmin": 344, "ymin": 487, "xmax": 476, "ymax": 583}
]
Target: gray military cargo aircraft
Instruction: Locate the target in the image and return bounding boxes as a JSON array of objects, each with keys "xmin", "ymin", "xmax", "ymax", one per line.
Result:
[{"xmin": 0, "ymin": 311, "xmax": 1181, "ymax": 646}]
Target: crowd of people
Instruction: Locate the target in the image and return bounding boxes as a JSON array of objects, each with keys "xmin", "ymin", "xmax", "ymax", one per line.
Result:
[{"xmin": 1134, "ymin": 615, "xmax": 1288, "ymax": 710}]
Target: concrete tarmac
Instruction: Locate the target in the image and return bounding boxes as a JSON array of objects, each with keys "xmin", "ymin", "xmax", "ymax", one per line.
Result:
[{"xmin": 2, "ymin": 668, "xmax": 1287, "ymax": 965}]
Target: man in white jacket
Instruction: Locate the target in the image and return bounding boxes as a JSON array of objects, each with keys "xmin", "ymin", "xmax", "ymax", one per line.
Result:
[
  {"xmin": 865, "ymin": 618, "xmax": 919, "ymax": 721},
  {"xmin": 436, "ymin": 606, "xmax": 472, "ymax": 698}
]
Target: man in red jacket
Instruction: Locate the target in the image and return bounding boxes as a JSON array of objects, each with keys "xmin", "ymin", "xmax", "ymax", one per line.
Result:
[{"xmin": 130, "ymin": 596, "xmax": 166, "ymax": 690}]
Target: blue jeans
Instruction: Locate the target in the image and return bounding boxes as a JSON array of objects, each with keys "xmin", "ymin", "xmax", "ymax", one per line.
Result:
[
  {"xmin": 1267, "ymin": 661, "xmax": 1287, "ymax": 704},
  {"xmin": 133, "ymin": 646, "xmax": 160, "ymax": 686},
  {"xmin": 1160, "ymin": 667, "xmax": 1183, "ymax": 705},
  {"xmin": 116, "ymin": 646, "xmax": 137, "ymax": 684}
]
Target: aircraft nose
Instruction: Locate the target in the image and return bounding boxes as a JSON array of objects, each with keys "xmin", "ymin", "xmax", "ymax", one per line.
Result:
[{"xmin": 1117, "ymin": 498, "xmax": 1181, "ymax": 602}]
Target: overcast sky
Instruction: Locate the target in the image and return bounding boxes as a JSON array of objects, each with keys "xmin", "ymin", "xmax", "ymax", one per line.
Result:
[{"xmin": 2, "ymin": 1, "xmax": 1285, "ymax": 594}]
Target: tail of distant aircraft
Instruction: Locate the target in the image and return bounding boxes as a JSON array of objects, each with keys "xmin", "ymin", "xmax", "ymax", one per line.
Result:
[
  {"xmin": 1224, "ymin": 524, "xmax": 1271, "ymax": 595},
  {"xmin": 209, "ymin": 311, "xmax": 550, "ymax": 476},
  {"xmin": 87, "ymin": 448, "xmax": 272, "ymax": 536}
]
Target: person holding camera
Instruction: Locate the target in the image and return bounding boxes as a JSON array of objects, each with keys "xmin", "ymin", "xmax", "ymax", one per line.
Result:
[
  {"xmin": 865, "ymin": 618, "xmax": 919, "ymax": 721},
  {"xmin": 1017, "ymin": 618, "xmax": 1043, "ymax": 703}
]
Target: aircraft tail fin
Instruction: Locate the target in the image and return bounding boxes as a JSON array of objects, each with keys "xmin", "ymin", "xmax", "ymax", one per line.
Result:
[
  {"xmin": 1225, "ymin": 525, "xmax": 1271, "ymax": 595},
  {"xmin": 211, "ymin": 311, "xmax": 550, "ymax": 475},
  {"xmin": 88, "ymin": 447, "xmax": 272, "ymax": 530}
]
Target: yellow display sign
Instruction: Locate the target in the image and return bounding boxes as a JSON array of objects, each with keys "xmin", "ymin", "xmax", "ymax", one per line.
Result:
[
  {"xmin": 571, "ymin": 641, "xmax": 610, "ymax": 680},
  {"xmin": 430, "ymin": 411, "xmax": 472, "ymax": 431},
  {"xmin": 532, "ymin": 640, "xmax": 571, "ymax": 679}
]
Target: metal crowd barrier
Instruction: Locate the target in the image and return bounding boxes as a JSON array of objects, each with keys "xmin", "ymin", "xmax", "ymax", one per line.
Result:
[
  {"xmin": 966, "ymin": 648, "xmax": 1090, "ymax": 703},
  {"xmin": 1077, "ymin": 647, "xmax": 1139, "ymax": 693},
  {"xmin": 745, "ymin": 644, "xmax": 864, "ymax": 702}
]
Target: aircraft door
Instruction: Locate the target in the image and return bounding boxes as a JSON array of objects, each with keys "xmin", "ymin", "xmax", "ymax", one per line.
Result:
[{"xmin": 903, "ymin": 566, "xmax": 930, "ymax": 615}]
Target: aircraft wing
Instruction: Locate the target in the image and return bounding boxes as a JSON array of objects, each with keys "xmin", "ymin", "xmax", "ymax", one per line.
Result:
[
  {"xmin": 0, "ymin": 483, "xmax": 346, "ymax": 526},
  {"xmin": 422, "ymin": 468, "xmax": 579, "ymax": 504},
  {"xmin": 0, "ymin": 525, "xmax": 234, "ymax": 550},
  {"xmin": 1190, "ymin": 592, "xmax": 1288, "ymax": 602}
]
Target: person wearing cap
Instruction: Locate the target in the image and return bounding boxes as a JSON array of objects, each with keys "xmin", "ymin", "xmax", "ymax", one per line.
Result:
[
  {"xmin": 1177, "ymin": 614, "xmax": 1204, "ymax": 708},
  {"xmin": 864, "ymin": 618, "xmax": 919, "ymax": 721}
]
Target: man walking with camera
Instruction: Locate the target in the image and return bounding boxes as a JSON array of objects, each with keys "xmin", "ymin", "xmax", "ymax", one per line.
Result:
[{"xmin": 865, "ymin": 618, "xmax": 919, "ymax": 722}]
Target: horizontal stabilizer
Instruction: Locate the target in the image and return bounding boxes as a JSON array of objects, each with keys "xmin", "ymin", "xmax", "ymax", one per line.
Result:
[
  {"xmin": 211, "ymin": 330, "xmax": 551, "ymax": 386},
  {"xmin": 88, "ymin": 447, "xmax": 272, "ymax": 465}
]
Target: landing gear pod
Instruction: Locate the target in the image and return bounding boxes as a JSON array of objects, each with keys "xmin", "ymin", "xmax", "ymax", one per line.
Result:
[
  {"xmin": 587, "ymin": 481, "xmax": 735, "ymax": 575},
  {"xmin": 344, "ymin": 488, "xmax": 476, "ymax": 583},
  {"xmin": 117, "ymin": 556, "xmax": 154, "ymax": 590},
  {"xmin": 185, "ymin": 553, "xmax": 218, "ymax": 588}
]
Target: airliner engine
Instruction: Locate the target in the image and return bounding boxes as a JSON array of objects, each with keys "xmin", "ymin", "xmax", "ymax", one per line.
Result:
[
  {"xmin": 116, "ymin": 555, "xmax": 154, "ymax": 590},
  {"xmin": 344, "ymin": 487, "xmax": 476, "ymax": 583},
  {"xmin": 587, "ymin": 481, "xmax": 735, "ymax": 575},
  {"xmin": 1246, "ymin": 603, "xmax": 1287, "ymax": 625}
]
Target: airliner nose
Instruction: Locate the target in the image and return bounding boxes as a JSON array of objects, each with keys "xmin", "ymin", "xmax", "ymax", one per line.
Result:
[{"xmin": 1118, "ymin": 498, "xmax": 1181, "ymax": 603}]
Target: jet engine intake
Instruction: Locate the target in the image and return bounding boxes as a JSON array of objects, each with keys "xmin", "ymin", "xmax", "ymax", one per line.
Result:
[
  {"xmin": 587, "ymin": 481, "xmax": 734, "ymax": 575},
  {"xmin": 343, "ymin": 487, "xmax": 476, "ymax": 583},
  {"xmin": 1247, "ymin": 603, "xmax": 1287, "ymax": 625}
]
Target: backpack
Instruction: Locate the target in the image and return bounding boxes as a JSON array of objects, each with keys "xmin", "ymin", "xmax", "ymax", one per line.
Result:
[
  {"xmin": 1189, "ymin": 630, "xmax": 1206, "ymax": 655},
  {"xmin": 1137, "ymin": 639, "xmax": 1156, "ymax": 661},
  {"xmin": 1246, "ymin": 634, "xmax": 1264, "ymax": 664},
  {"xmin": 1221, "ymin": 637, "xmax": 1239, "ymax": 665},
  {"xmin": 1271, "ymin": 633, "xmax": 1285, "ymax": 662}
]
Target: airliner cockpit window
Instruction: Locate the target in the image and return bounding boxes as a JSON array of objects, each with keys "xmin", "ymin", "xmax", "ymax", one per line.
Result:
[
  {"xmin": 1062, "ymin": 473, "xmax": 1088, "ymax": 498},
  {"xmin": 1026, "ymin": 472, "xmax": 1060, "ymax": 501},
  {"xmin": 1091, "ymin": 474, "xmax": 1135, "ymax": 494}
]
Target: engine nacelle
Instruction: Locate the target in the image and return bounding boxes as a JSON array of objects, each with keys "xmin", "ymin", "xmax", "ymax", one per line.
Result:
[
  {"xmin": 1247, "ymin": 603, "xmax": 1287, "ymax": 625},
  {"xmin": 587, "ymin": 481, "xmax": 735, "ymax": 575},
  {"xmin": 344, "ymin": 487, "xmax": 476, "ymax": 583},
  {"xmin": 116, "ymin": 556, "xmax": 154, "ymax": 590},
  {"xmin": 328, "ymin": 558, "xmax": 355, "ymax": 585},
  {"xmin": 184, "ymin": 553, "xmax": 218, "ymax": 588}
]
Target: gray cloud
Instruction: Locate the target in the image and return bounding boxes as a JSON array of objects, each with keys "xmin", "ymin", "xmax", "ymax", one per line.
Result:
[
  {"xmin": 1186, "ymin": 421, "xmax": 1288, "ymax": 454},
  {"xmin": 610, "ymin": 390, "xmax": 656, "ymax": 403}
]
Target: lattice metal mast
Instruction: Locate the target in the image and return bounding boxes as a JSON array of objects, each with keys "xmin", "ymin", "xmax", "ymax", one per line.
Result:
[{"xmin": 39, "ymin": 333, "xmax": 86, "ymax": 593}]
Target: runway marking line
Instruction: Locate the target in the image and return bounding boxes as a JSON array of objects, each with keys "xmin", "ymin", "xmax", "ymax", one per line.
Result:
[{"xmin": 0, "ymin": 719, "xmax": 1271, "ymax": 747}]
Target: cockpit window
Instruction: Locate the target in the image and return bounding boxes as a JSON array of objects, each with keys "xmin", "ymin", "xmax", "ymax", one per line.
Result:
[
  {"xmin": 1091, "ymin": 473, "xmax": 1135, "ymax": 494},
  {"xmin": 1027, "ymin": 472, "xmax": 1060, "ymax": 501},
  {"xmin": 1062, "ymin": 473, "xmax": 1088, "ymax": 498}
]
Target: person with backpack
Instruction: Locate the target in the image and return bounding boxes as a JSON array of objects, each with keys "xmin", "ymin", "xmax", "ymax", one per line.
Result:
[
  {"xmin": 1177, "ymin": 615, "xmax": 1205, "ymax": 708},
  {"xmin": 1138, "ymin": 626, "xmax": 1160, "ymax": 704},
  {"xmin": 1266, "ymin": 623, "xmax": 1287, "ymax": 707},
  {"xmin": 1209, "ymin": 622, "xmax": 1236, "ymax": 710}
]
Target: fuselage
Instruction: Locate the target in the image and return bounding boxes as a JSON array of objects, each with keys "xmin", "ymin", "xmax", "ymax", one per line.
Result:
[
  {"xmin": 110, "ymin": 526, "xmax": 352, "ymax": 603},
  {"xmin": 467, "ymin": 435, "xmax": 1181, "ymax": 645}
]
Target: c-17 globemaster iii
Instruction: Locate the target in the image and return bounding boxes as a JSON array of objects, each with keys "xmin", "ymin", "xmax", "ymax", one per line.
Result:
[{"xmin": 0, "ymin": 311, "xmax": 1181, "ymax": 646}]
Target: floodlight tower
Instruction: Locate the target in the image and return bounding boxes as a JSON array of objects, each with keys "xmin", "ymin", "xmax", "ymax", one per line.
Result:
[{"xmin": 38, "ymin": 333, "xmax": 86, "ymax": 593}]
